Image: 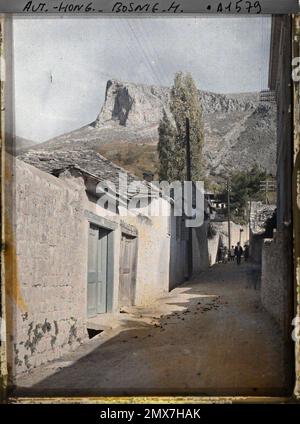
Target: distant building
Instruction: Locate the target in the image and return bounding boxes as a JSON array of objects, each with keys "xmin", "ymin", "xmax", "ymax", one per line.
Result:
[{"xmin": 259, "ymin": 90, "xmax": 276, "ymax": 103}]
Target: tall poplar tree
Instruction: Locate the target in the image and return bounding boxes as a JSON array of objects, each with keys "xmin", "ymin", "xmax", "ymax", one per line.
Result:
[
  {"xmin": 157, "ymin": 109, "xmax": 176, "ymax": 181},
  {"xmin": 170, "ymin": 72, "xmax": 205, "ymax": 182},
  {"xmin": 158, "ymin": 72, "xmax": 204, "ymax": 182},
  {"xmin": 158, "ymin": 72, "xmax": 204, "ymax": 181}
]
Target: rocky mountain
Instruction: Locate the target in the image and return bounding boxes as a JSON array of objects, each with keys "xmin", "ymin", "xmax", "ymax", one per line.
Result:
[{"xmin": 19, "ymin": 79, "xmax": 277, "ymax": 178}]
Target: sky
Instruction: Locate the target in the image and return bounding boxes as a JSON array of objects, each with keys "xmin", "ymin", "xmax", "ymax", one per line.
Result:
[{"xmin": 13, "ymin": 16, "xmax": 271, "ymax": 143}]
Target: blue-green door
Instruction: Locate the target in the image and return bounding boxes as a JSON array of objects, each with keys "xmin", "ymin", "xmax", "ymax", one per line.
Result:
[{"xmin": 87, "ymin": 225, "xmax": 109, "ymax": 317}]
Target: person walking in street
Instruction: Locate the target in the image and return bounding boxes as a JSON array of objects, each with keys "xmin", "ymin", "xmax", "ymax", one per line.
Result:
[
  {"xmin": 217, "ymin": 246, "xmax": 222, "ymax": 263},
  {"xmin": 244, "ymin": 244, "xmax": 249, "ymax": 262},
  {"xmin": 230, "ymin": 245, "xmax": 235, "ymax": 262},
  {"xmin": 234, "ymin": 242, "xmax": 243, "ymax": 265},
  {"xmin": 223, "ymin": 246, "xmax": 228, "ymax": 263}
]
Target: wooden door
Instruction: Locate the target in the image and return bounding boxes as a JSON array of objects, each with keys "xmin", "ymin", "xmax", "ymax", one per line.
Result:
[
  {"xmin": 87, "ymin": 225, "xmax": 109, "ymax": 317},
  {"xmin": 87, "ymin": 225, "xmax": 98, "ymax": 317},
  {"xmin": 97, "ymin": 228, "xmax": 108, "ymax": 313},
  {"xmin": 119, "ymin": 234, "xmax": 137, "ymax": 308}
]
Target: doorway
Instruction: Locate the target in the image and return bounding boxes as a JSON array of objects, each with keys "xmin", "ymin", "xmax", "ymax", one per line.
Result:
[
  {"xmin": 87, "ymin": 224, "xmax": 110, "ymax": 317},
  {"xmin": 119, "ymin": 233, "xmax": 137, "ymax": 308}
]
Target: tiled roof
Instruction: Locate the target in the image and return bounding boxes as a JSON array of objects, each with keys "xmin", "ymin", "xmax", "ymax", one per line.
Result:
[
  {"xmin": 19, "ymin": 148, "xmax": 139, "ymax": 182},
  {"xmin": 18, "ymin": 148, "xmax": 156, "ymax": 198}
]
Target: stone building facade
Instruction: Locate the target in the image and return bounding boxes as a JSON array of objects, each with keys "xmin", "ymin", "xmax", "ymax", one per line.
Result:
[
  {"xmin": 13, "ymin": 161, "xmax": 88, "ymax": 374},
  {"xmin": 9, "ymin": 151, "xmax": 188, "ymax": 377},
  {"xmin": 259, "ymin": 16, "xmax": 294, "ymax": 343},
  {"xmin": 261, "ymin": 226, "xmax": 292, "ymax": 337}
]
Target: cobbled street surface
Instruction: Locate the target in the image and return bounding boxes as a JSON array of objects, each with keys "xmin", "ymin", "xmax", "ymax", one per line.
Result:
[{"xmin": 14, "ymin": 262, "xmax": 291, "ymax": 397}]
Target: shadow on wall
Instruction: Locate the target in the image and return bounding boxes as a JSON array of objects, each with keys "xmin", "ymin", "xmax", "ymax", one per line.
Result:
[{"xmin": 193, "ymin": 222, "xmax": 210, "ymax": 273}]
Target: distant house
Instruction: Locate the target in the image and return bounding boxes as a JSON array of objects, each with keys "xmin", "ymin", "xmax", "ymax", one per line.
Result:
[
  {"xmin": 10, "ymin": 149, "xmax": 188, "ymax": 375},
  {"xmin": 205, "ymin": 192, "xmax": 227, "ymax": 221}
]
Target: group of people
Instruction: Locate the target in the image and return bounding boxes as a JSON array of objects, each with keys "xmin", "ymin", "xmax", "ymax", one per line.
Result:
[{"xmin": 218, "ymin": 242, "xmax": 249, "ymax": 265}]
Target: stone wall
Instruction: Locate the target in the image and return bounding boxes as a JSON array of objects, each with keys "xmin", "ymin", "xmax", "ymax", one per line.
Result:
[
  {"xmin": 193, "ymin": 222, "xmax": 209, "ymax": 272},
  {"xmin": 124, "ymin": 198, "xmax": 173, "ymax": 304},
  {"xmin": 192, "ymin": 221, "xmax": 250, "ymax": 272},
  {"xmin": 261, "ymin": 225, "xmax": 292, "ymax": 338},
  {"xmin": 85, "ymin": 196, "xmax": 174, "ymax": 307},
  {"xmin": 207, "ymin": 229, "xmax": 220, "ymax": 266},
  {"xmin": 213, "ymin": 221, "xmax": 249, "ymax": 248},
  {"xmin": 11, "ymin": 160, "xmax": 180, "ymax": 376},
  {"xmin": 12, "ymin": 160, "xmax": 88, "ymax": 377}
]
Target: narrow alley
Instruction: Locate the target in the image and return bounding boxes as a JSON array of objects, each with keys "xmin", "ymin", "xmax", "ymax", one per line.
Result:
[{"xmin": 15, "ymin": 262, "xmax": 290, "ymax": 397}]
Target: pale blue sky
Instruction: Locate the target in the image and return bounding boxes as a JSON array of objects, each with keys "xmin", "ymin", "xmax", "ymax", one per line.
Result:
[{"xmin": 13, "ymin": 16, "xmax": 271, "ymax": 142}]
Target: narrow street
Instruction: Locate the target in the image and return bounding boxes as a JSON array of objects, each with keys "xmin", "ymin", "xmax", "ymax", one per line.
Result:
[{"xmin": 15, "ymin": 262, "xmax": 290, "ymax": 397}]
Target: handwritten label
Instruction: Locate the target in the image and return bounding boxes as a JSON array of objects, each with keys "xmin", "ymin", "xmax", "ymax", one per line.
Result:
[
  {"xmin": 0, "ymin": 0, "xmax": 295, "ymax": 15},
  {"xmin": 22, "ymin": 1, "xmax": 184, "ymax": 13},
  {"xmin": 21, "ymin": 0, "xmax": 261, "ymax": 14},
  {"xmin": 213, "ymin": 1, "xmax": 262, "ymax": 13}
]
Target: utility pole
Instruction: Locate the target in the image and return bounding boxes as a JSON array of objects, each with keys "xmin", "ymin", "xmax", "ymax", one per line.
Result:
[
  {"xmin": 247, "ymin": 198, "xmax": 251, "ymax": 257},
  {"xmin": 248, "ymin": 198, "xmax": 252, "ymax": 239},
  {"xmin": 259, "ymin": 179, "xmax": 276, "ymax": 204},
  {"xmin": 186, "ymin": 117, "xmax": 193, "ymax": 279},
  {"xmin": 227, "ymin": 179, "xmax": 231, "ymax": 251}
]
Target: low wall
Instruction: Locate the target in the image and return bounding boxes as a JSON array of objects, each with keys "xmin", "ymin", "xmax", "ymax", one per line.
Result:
[
  {"xmin": 193, "ymin": 222, "xmax": 209, "ymax": 272},
  {"xmin": 261, "ymin": 225, "xmax": 292, "ymax": 338},
  {"xmin": 12, "ymin": 160, "xmax": 88, "ymax": 377},
  {"xmin": 207, "ymin": 231, "xmax": 220, "ymax": 266},
  {"xmin": 124, "ymin": 199, "xmax": 171, "ymax": 305},
  {"xmin": 213, "ymin": 221, "xmax": 249, "ymax": 248},
  {"xmin": 193, "ymin": 220, "xmax": 249, "ymax": 272}
]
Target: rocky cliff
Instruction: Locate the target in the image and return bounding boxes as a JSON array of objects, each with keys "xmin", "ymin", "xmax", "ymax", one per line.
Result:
[
  {"xmin": 94, "ymin": 79, "xmax": 258, "ymax": 128},
  {"xmin": 19, "ymin": 80, "xmax": 277, "ymax": 177}
]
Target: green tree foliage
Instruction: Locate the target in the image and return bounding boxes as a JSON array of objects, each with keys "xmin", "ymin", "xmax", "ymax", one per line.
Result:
[
  {"xmin": 157, "ymin": 72, "xmax": 205, "ymax": 181},
  {"xmin": 157, "ymin": 109, "xmax": 176, "ymax": 181},
  {"xmin": 228, "ymin": 165, "xmax": 270, "ymax": 221}
]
